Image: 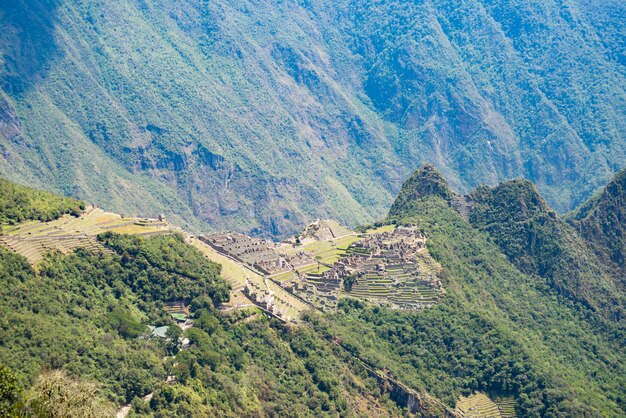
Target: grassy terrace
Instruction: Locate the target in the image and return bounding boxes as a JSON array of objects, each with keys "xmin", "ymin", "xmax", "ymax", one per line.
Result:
[
  {"xmin": 0, "ymin": 207, "xmax": 173, "ymax": 264},
  {"xmin": 365, "ymin": 224, "xmax": 396, "ymax": 234},
  {"xmin": 456, "ymin": 393, "xmax": 509, "ymax": 418},
  {"xmin": 269, "ymin": 270, "xmax": 296, "ymax": 283},
  {"xmin": 494, "ymin": 397, "xmax": 517, "ymax": 418},
  {"xmin": 281, "ymin": 235, "xmax": 361, "ymax": 265}
]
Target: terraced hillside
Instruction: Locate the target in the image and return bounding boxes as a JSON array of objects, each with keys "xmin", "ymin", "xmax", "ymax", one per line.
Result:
[
  {"xmin": 285, "ymin": 224, "xmax": 444, "ymax": 311},
  {"xmin": 454, "ymin": 393, "xmax": 517, "ymax": 418},
  {"xmin": 0, "ymin": 184, "xmax": 443, "ymax": 323},
  {"xmin": 0, "ymin": 206, "xmax": 175, "ymax": 264},
  {"xmin": 493, "ymin": 397, "xmax": 517, "ymax": 418},
  {"xmin": 345, "ymin": 252, "xmax": 442, "ymax": 310},
  {"xmin": 456, "ymin": 393, "xmax": 505, "ymax": 418}
]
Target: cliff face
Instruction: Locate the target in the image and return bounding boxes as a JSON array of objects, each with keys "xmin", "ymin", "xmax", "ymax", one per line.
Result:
[{"xmin": 0, "ymin": 93, "xmax": 22, "ymax": 143}]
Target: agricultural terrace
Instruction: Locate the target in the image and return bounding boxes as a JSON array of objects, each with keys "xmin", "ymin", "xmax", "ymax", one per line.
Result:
[
  {"xmin": 455, "ymin": 392, "xmax": 517, "ymax": 418},
  {"xmin": 192, "ymin": 237, "xmax": 313, "ymax": 323},
  {"xmin": 0, "ymin": 206, "xmax": 174, "ymax": 264}
]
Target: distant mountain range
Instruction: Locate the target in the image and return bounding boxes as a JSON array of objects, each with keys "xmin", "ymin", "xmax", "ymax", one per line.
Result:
[{"xmin": 1, "ymin": 0, "xmax": 624, "ymax": 239}]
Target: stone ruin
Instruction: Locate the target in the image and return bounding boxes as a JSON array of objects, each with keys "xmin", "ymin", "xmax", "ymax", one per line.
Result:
[
  {"xmin": 200, "ymin": 232, "xmax": 314, "ymax": 276},
  {"xmin": 285, "ymin": 225, "xmax": 442, "ymax": 311},
  {"xmin": 203, "ymin": 224, "xmax": 443, "ymax": 316}
]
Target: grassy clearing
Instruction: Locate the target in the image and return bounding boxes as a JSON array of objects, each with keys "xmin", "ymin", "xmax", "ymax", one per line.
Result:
[
  {"xmin": 365, "ymin": 224, "xmax": 395, "ymax": 234},
  {"xmin": 297, "ymin": 235, "xmax": 361, "ymax": 265}
]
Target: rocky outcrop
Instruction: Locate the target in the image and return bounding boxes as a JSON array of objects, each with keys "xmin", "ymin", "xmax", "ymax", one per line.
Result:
[{"xmin": 0, "ymin": 92, "xmax": 22, "ymax": 142}]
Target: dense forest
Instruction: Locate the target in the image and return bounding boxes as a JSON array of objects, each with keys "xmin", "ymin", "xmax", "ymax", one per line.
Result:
[
  {"xmin": 469, "ymin": 179, "xmax": 625, "ymax": 323},
  {"xmin": 0, "ymin": 178, "xmax": 84, "ymax": 225}
]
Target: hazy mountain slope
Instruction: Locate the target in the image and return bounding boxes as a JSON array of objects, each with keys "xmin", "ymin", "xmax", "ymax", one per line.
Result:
[
  {"xmin": 1, "ymin": 0, "xmax": 625, "ymax": 237},
  {"xmin": 334, "ymin": 0, "xmax": 626, "ymax": 205}
]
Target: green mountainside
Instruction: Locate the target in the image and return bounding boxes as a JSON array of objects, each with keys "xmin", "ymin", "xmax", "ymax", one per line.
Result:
[
  {"xmin": 469, "ymin": 179, "xmax": 625, "ymax": 323},
  {"xmin": 568, "ymin": 168, "xmax": 626, "ymax": 283},
  {"xmin": 0, "ymin": 178, "xmax": 84, "ymax": 224},
  {"xmin": 0, "ymin": 178, "xmax": 432, "ymax": 417},
  {"xmin": 1, "ymin": 1, "xmax": 624, "ymax": 237},
  {"xmin": 389, "ymin": 164, "xmax": 454, "ymax": 215},
  {"xmin": 384, "ymin": 165, "xmax": 625, "ymax": 416}
]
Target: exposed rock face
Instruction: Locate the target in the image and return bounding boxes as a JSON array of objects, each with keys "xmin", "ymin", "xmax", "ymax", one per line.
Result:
[{"xmin": 0, "ymin": 93, "xmax": 22, "ymax": 142}]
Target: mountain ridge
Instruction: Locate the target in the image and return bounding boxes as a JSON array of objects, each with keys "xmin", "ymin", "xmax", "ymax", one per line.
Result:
[{"xmin": 391, "ymin": 164, "xmax": 626, "ymax": 324}]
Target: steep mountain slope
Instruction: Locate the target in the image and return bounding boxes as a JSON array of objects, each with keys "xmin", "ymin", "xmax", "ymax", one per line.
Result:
[
  {"xmin": 383, "ymin": 167, "xmax": 626, "ymax": 416},
  {"xmin": 469, "ymin": 179, "xmax": 625, "ymax": 322},
  {"xmin": 1, "ymin": 0, "xmax": 625, "ymax": 237},
  {"xmin": 2, "ymin": 172, "xmax": 626, "ymax": 416},
  {"xmin": 389, "ymin": 164, "xmax": 454, "ymax": 214},
  {"xmin": 568, "ymin": 168, "xmax": 626, "ymax": 283},
  {"xmin": 0, "ymin": 179, "xmax": 417, "ymax": 417}
]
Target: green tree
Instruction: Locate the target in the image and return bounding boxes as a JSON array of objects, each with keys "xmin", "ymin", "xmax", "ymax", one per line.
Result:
[{"xmin": 0, "ymin": 364, "xmax": 21, "ymax": 418}]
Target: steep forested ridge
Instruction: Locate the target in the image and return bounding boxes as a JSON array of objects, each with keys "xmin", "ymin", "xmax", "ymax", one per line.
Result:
[
  {"xmin": 0, "ymin": 178, "xmax": 84, "ymax": 224},
  {"xmin": 1, "ymin": 0, "xmax": 624, "ymax": 237},
  {"xmin": 383, "ymin": 165, "xmax": 626, "ymax": 416},
  {"xmin": 568, "ymin": 168, "xmax": 626, "ymax": 283},
  {"xmin": 469, "ymin": 179, "xmax": 625, "ymax": 323}
]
